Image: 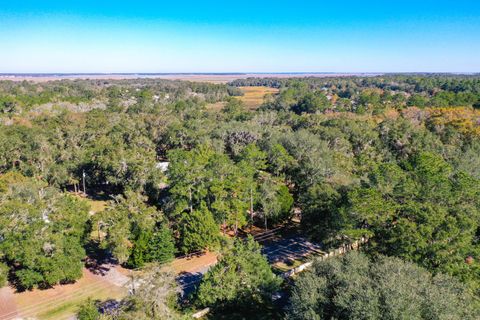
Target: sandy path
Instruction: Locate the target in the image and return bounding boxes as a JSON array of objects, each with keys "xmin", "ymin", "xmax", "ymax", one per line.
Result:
[
  {"xmin": 0, "ymin": 266, "xmax": 129, "ymax": 320},
  {"xmin": 0, "ymin": 287, "xmax": 17, "ymax": 320},
  {"xmin": 171, "ymin": 251, "xmax": 218, "ymax": 274}
]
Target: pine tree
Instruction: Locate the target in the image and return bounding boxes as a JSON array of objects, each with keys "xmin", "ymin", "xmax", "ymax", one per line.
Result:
[
  {"xmin": 146, "ymin": 225, "xmax": 176, "ymax": 264},
  {"xmin": 179, "ymin": 202, "xmax": 219, "ymax": 254}
]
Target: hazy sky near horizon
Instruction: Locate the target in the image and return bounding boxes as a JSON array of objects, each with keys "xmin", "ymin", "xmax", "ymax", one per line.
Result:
[{"xmin": 0, "ymin": 1, "xmax": 479, "ymax": 73}]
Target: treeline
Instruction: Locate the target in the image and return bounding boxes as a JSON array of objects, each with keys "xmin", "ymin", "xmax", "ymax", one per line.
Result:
[
  {"xmin": 230, "ymin": 74, "xmax": 480, "ymax": 93},
  {"xmin": 231, "ymin": 74, "xmax": 480, "ymax": 112},
  {"xmin": 0, "ymin": 78, "xmax": 240, "ymax": 113}
]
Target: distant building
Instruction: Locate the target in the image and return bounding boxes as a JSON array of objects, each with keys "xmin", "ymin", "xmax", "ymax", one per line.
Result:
[
  {"xmin": 156, "ymin": 162, "xmax": 170, "ymax": 173},
  {"xmin": 42, "ymin": 210, "xmax": 51, "ymax": 223}
]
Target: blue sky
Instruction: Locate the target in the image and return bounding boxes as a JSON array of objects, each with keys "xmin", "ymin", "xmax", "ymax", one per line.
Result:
[{"xmin": 0, "ymin": 1, "xmax": 479, "ymax": 73}]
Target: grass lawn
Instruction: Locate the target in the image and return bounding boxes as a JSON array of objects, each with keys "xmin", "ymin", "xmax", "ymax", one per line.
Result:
[
  {"xmin": 71, "ymin": 191, "xmax": 109, "ymax": 214},
  {"xmin": 86, "ymin": 198, "xmax": 108, "ymax": 213},
  {"xmin": 37, "ymin": 285, "xmax": 126, "ymax": 320},
  {"xmin": 12, "ymin": 268, "xmax": 128, "ymax": 320}
]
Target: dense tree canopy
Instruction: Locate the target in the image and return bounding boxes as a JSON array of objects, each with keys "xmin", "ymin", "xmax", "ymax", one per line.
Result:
[
  {"xmin": 97, "ymin": 191, "xmax": 175, "ymax": 267},
  {"xmin": 0, "ymin": 172, "xmax": 89, "ymax": 289},
  {"xmin": 195, "ymin": 237, "xmax": 281, "ymax": 314},
  {"xmin": 301, "ymin": 152, "xmax": 480, "ymax": 291},
  {"xmin": 287, "ymin": 252, "xmax": 479, "ymax": 320}
]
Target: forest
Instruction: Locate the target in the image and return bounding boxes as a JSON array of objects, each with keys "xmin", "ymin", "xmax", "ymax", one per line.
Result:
[{"xmin": 0, "ymin": 74, "xmax": 479, "ymax": 319}]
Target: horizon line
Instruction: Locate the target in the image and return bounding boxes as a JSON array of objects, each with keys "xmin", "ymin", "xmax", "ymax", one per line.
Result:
[{"xmin": 1, "ymin": 72, "xmax": 479, "ymax": 77}]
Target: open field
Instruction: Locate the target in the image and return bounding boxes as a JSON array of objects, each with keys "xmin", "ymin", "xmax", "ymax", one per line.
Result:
[
  {"xmin": 205, "ymin": 86, "xmax": 279, "ymax": 111},
  {"xmin": 237, "ymin": 86, "xmax": 279, "ymax": 109}
]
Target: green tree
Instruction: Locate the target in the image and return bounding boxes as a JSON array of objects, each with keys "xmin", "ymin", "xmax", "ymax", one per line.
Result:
[
  {"xmin": 292, "ymin": 92, "xmax": 330, "ymax": 114},
  {"xmin": 167, "ymin": 146, "xmax": 213, "ymax": 217},
  {"xmin": 128, "ymin": 230, "xmax": 151, "ymax": 268},
  {"xmin": 407, "ymin": 94, "xmax": 429, "ymax": 107},
  {"xmin": 196, "ymin": 237, "xmax": 281, "ymax": 311},
  {"xmin": 121, "ymin": 266, "xmax": 180, "ymax": 320},
  {"xmin": 128, "ymin": 224, "xmax": 176, "ymax": 268},
  {"xmin": 266, "ymin": 143, "xmax": 296, "ymax": 176},
  {"xmin": 286, "ymin": 252, "xmax": 479, "ymax": 320},
  {"xmin": 304, "ymin": 154, "xmax": 480, "ymax": 290},
  {"xmin": 97, "ymin": 191, "xmax": 167, "ymax": 266},
  {"xmin": 178, "ymin": 202, "xmax": 219, "ymax": 254},
  {"xmin": 0, "ymin": 262, "xmax": 9, "ymax": 287},
  {"xmin": 145, "ymin": 225, "xmax": 176, "ymax": 264},
  {"xmin": 0, "ymin": 174, "xmax": 89, "ymax": 289},
  {"xmin": 168, "ymin": 145, "xmax": 251, "ymax": 234},
  {"xmin": 77, "ymin": 298, "xmax": 100, "ymax": 320},
  {"xmin": 222, "ymin": 98, "xmax": 249, "ymax": 121},
  {"xmin": 259, "ymin": 174, "xmax": 293, "ymax": 229},
  {"xmin": 300, "ymin": 183, "xmax": 344, "ymax": 244},
  {"xmin": 0, "ymin": 95, "xmax": 17, "ymax": 113},
  {"xmin": 357, "ymin": 89, "xmax": 382, "ymax": 114}
]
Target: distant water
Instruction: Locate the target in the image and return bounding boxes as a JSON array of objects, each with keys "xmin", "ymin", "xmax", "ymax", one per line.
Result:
[
  {"xmin": 0, "ymin": 72, "xmax": 385, "ymax": 83},
  {"xmin": 1, "ymin": 72, "xmax": 477, "ymax": 83}
]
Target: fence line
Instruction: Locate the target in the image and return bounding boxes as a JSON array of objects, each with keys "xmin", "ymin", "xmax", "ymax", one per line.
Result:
[{"xmin": 280, "ymin": 237, "xmax": 368, "ymax": 279}]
